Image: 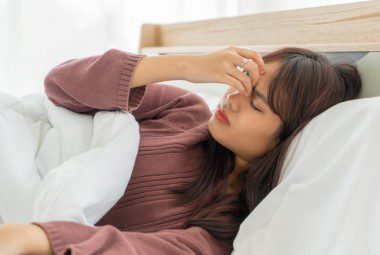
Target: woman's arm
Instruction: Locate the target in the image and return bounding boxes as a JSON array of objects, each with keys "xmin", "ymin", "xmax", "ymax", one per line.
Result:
[
  {"xmin": 44, "ymin": 49, "xmax": 213, "ymax": 130},
  {"xmin": 44, "ymin": 47, "xmax": 265, "ymax": 129},
  {"xmin": 44, "ymin": 49, "xmax": 148, "ymax": 113},
  {"xmin": 129, "ymin": 54, "xmax": 189, "ymax": 89},
  {"xmin": 44, "ymin": 47, "xmax": 265, "ymax": 115},
  {"xmin": 0, "ymin": 222, "xmax": 232, "ymax": 255},
  {"xmin": 43, "ymin": 49, "xmax": 191, "ymax": 114}
]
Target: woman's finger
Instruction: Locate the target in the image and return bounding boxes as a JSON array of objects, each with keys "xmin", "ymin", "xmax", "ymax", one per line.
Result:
[
  {"xmin": 246, "ymin": 61, "xmax": 261, "ymax": 87},
  {"xmin": 232, "ymin": 56, "xmax": 261, "ymax": 89},
  {"xmin": 229, "ymin": 47, "xmax": 266, "ymax": 75},
  {"xmin": 225, "ymin": 67, "xmax": 252, "ymax": 96},
  {"xmin": 222, "ymin": 73, "xmax": 247, "ymax": 95}
]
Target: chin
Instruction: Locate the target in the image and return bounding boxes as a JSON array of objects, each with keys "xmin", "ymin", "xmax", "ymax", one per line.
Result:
[
  {"xmin": 207, "ymin": 118, "xmax": 214, "ymax": 133},
  {"xmin": 207, "ymin": 118, "xmax": 228, "ymax": 146},
  {"xmin": 207, "ymin": 118, "xmax": 219, "ymax": 139}
]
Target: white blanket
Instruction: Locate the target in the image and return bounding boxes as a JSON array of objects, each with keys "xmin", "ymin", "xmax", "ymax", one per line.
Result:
[
  {"xmin": 233, "ymin": 96, "xmax": 380, "ymax": 255},
  {"xmin": 0, "ymin": 92, "xmax": 140, "ymax": 225}
]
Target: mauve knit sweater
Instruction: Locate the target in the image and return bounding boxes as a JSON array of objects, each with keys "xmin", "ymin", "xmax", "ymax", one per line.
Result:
[{"xmin": 32, "ymin": 49, "xmax": 234, "ymax": 255}]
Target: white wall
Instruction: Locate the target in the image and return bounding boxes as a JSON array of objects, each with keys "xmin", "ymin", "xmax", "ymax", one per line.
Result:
[{"xmin": 0, "ymin": 0, "xmax": 239, "ymax": 96}]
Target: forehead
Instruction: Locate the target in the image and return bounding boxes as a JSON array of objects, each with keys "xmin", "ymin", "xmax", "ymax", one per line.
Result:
[
  {"xmin": 223, "ymin": 61, "xmax": 279, "ymax": 97},
  {"xmin": 255, "ymin": 61, "xmax": 279, "ymax": 96}
]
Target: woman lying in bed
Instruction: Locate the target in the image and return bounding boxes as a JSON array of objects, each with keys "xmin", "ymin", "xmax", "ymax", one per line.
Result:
[{"xmin": 0, "ymin": 46, "xmax": 361, "ymax": 254}]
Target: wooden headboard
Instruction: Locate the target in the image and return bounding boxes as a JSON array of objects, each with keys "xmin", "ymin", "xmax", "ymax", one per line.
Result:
[
  {"xmin": 139, "ymin": 1, "xmax": 379, "ymax": 55},
  {"xmin": 138, "ymin": 0, "xmax": 380, "ymax": 100}
]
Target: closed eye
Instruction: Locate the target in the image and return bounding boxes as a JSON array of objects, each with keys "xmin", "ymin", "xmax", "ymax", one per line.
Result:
[
  {"xmin": 250, "ymin": 101, "xmax": 261, "ymax": 112},
  {"xmin": 250, "ymin": 94, "xmax": 262, "ymax": 112}
]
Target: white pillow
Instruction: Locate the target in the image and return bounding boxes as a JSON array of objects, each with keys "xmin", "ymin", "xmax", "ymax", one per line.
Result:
[{"xmin": 233, "ymin": 96, "xmax": 380, "ymax": 255}]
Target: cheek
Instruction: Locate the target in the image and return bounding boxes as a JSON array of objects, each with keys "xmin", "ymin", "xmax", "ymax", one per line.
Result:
[
  {"xmin": 234, "ymin": 116, "xmax": 276, "ymax": 144},
  {"xmin": 234, "ymin": 117, "xmax": 264, "ymax": 141}
]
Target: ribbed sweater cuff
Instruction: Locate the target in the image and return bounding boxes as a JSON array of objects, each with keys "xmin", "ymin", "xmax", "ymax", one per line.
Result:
[
  {"xmin": 117, "ymin": 52, "xmax": 147, "ymax": 113},
  {"xmin": 32, "ymin": 222, "xmax": 67, "ymax": 255}
]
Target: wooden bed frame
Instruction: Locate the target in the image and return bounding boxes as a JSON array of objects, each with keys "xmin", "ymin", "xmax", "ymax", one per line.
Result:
[{"xmin": 138, "ymin": 0, "xmax": 380, "ymax": 98}]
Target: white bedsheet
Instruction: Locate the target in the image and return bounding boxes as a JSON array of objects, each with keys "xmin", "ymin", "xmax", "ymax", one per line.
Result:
[
  {"xmin": 0, "ymin": 92, "xmax": 140, "ymax": 225},
  {"xmin": 232, "ymin": 96, "xmax": 380, "ymax": 255}
]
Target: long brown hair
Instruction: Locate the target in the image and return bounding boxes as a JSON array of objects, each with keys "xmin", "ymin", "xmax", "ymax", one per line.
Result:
[{"xmin": 171, "ymin": 47, "xmax": 362, "ymax": 242}]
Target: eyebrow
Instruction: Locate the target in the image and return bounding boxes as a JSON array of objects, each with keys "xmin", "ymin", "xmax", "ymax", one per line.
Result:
[{"xmin": 252, "ymin": 88, "xmax": 269, "ymax": 105}]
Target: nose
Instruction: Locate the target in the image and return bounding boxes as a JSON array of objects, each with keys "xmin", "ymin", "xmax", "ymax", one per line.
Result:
[{"xmin": 226, "ymin": 90, "xmax": 246, "ymax": 112}]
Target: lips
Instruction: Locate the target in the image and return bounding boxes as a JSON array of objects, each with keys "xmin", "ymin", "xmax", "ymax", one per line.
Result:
[
  {"xmin": 216, "ymin": 107, "xmax": 230, "ymax": 125},
  {"xmin": 219, "ymin": 108, "xmax": 228, "ymax": 121}
]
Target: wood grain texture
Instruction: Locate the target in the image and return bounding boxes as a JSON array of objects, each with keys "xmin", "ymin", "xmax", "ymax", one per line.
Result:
[{"xmin": 139, "ymin": 1, "xmax": 380, "ymax": 55}]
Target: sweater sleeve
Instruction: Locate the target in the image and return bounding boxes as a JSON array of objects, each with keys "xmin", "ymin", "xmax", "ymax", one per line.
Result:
[
  {"xmin": 32, "ymin": 221, "xmax": 232, "ymax": 255},
  {"xmin": 44, "ymin": 48, "xmax": 212, "ymax": 129},
  {"xmin": 44, "ymin": 48, "xmax": 147, "ymax": 114}
]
